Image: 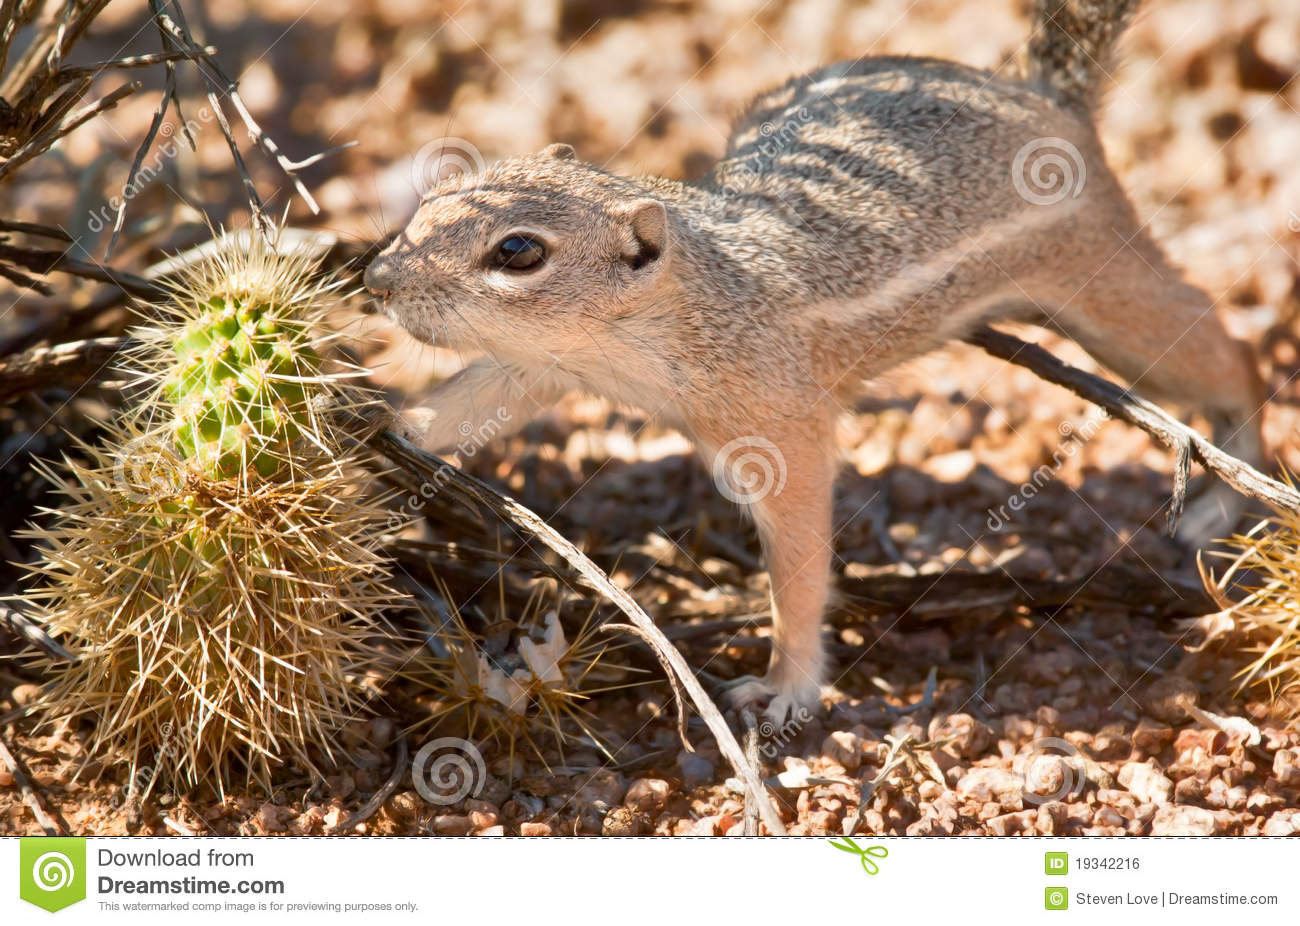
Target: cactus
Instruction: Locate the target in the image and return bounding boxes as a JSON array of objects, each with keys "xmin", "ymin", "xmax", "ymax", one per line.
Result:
[
  {"xmin": 131, "ymin": 231, "xmax": 351, "ymax": 482},
  {"xmin": 163, "ymin": 293, "xmax": 315, "ymax": 479},
  {"xmin": 1204, "ymin": 502, "xmax": 1300, "ymax": 722},
  {"xmin": 406, "ymin": 578, "xmax": 632, "ymax": 764},
  {"xmin": 18, "ymin": 231, "xmax": 407, "ymax": 797}
]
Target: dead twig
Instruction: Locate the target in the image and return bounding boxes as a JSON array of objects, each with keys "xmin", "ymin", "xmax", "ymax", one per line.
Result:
[
  {"xmin": 0, "ymin": 79, "xmax": 140, "ymax": 184},
  {"xmin": 1, "ymin": 602, "xmax": 76, "ymax": 661},
  {"xmin": 966, "ymin": 326, "xmax": 1300, "ymax": 528},
  {"xmin": 0, "ymin": 243, "xmax": 158, "ymax": 296},
  {"xmin": 850, "ymin": 733, "xmax": 912, "ymax": 835},
  {"xmin": 0, "ymin": 736, "xmax": 61, "ymax": 835},
  {"xmin": 741, "ymin": 709, "xmax": 760, "ymax": 836},
  {"xmin": 151, "ymin": 2, "xmax": 353, "ymax": 221},
  {"xmin": 330, "ymin": 734, "xmax": 409, "ymax": 834},
  {"xmin": 602, "ymin": 622, "xmax": 692, "ymax": 752},
  {"xmin": 56, "ymin": 46, "xmax": 215, "ymax": 83},
  {"xmin": 0, "ymin": 336, "xmax": 133, "ymax": 405},
  {"xmin": 0, "ymin": 220, "xmax": 72, "ymax": 241}
]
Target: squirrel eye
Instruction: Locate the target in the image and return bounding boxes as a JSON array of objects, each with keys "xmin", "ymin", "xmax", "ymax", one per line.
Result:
[{"xmin": 489, "ymin": 234, "xmax": 546, "ymax": 271}]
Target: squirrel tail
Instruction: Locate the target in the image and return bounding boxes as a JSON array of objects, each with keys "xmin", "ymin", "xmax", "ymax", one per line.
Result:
[{"xmin": 1026, "ymin": 0, "xmax": 1141, "ymax": 112}]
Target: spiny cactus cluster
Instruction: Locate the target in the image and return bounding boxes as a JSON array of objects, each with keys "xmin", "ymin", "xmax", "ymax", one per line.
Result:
[
  {"xmin": 407, "ymin": 579, "xmax": 633, "ymax": 764},
  {"xmin": 1205, "ymin": 504, "xmax": 1300, "ymax": 721},
  {"xmin": 132, "ymin": 233, "xmax": 348, "ymax": 481},
  {"xmin": 19, "ymin": 231, "xmax": 405, "ymax": 797},
  {"xmin": 163, "ymin": 293, "xmax": 315, "ymax": 479}
]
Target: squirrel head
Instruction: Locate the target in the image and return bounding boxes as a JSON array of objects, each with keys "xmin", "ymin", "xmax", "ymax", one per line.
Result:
[{"xmin": 365, "ymin": 143, "xmax": 672, "ymax": 357}]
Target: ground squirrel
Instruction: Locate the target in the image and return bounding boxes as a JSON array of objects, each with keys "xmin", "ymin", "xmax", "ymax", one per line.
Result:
[{"xmin": 365, "ymin": 0, "xmax": 1266, "ymax": 722}]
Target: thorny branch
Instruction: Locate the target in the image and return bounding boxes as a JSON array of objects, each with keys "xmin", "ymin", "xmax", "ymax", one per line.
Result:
[{"xmin": 149, "ymin": 1, "xmax": 354, "ymax": 226}]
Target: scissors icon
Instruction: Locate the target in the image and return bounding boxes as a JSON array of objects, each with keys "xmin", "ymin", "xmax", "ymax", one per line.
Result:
[{"xmin": 827, "ymin": 837, "xmax": 889, "ymax": 875}]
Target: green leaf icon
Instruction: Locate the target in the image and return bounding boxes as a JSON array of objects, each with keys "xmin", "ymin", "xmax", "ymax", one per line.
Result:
[{"xmin": 19, "ymin": 838, "xmax": 86, "ymax": 913}]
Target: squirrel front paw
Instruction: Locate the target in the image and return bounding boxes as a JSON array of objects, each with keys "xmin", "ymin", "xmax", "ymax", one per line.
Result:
[{"xmin": 720, "ymin": 673, "xmax": 823, "ymax": 726}]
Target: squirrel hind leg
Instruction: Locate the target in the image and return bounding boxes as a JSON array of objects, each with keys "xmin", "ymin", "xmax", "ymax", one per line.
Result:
[{"xmin": 1044, "ymin": 245, "xmax": 1267, "ymax": 547}]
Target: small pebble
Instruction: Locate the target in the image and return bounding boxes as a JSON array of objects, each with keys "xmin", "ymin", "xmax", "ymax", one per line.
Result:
[
  {"xmin": 433, "ymin": 814, "xmax": 473, "ymax": 836},
  {"xmin": 625, "ymin": 778, "xmax": 672, "ymax": 815},
  {"xmin": 822, "ymin": 731, "xmax": 863, "ymax": 771},
  {"xmin": 677, "ymin": 752, "xmax": 715, "ymax": 790},
  {"xmin": 1272, "ymin": 748, "xmax": 1300, "ymax": 787},
  {"xmin": 602, "ymin": 806, "xmax": 653, "ymax": 836},
  {"xmin": 1142, "ymin": 676, "xmax": 1197, "ymax": 724},
  {"xmin": 1118, "ymin": 760, "xmax": 1173, "ymax": 806},
  {"xmin": 1150, "ymin": 804, "xmax": 1217, "ymax": 836}
]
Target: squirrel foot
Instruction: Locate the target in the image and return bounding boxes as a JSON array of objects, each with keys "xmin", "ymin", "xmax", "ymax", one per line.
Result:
[{"xmin": 720, "ymin": 673, "xmax": 823, "ymax": 726}]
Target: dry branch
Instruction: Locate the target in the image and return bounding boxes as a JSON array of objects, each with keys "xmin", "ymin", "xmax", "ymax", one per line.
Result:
[
  {"xmin": 0, "ymin": 79, "xmax": 140, "ymax": 184},
  {"xmin": 151, "ymin": 2, "xmax": 353, "ymax": 220},
  {"xmin": 1, "ymin": 603, "xmax": 75, "ymax": 661},
  {"xmin": 0, "ymin": 336, "xmax": 132, "ymax": 404},
  {"xmin": 0, "ymin": 220, "xmax": 71, "ymax": 241},
  {"xmin": 0, "ymin": 243, "xmax": 158, "ymax": 296},
  {"xmin": 838, "ymin": 561, "xmax": 1214, "ymax": 620},
  {"xmin": 330, "ymin": 734, "xmax": 409, "ymax": 834},
  {"xmin": 0, "ymin": 735, "xmax": 60, "ymax": 835},
  {"xmin": 965, "ymin": 326, "xmax": 1300, "ymax": 525}
]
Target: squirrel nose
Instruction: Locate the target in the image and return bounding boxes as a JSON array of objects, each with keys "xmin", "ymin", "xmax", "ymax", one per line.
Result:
[{"xmin": 363, "ymin": 255, "xmax": 397, "ymax": 299}]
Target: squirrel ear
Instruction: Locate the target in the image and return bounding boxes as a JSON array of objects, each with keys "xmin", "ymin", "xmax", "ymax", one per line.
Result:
[
  {"xmin": 540, "ymin": 142, "xmax": 577, "ymax": 160},
  {"xmin": 614, "ymin": 199, "xmax": 667, "ymax": 270}
]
